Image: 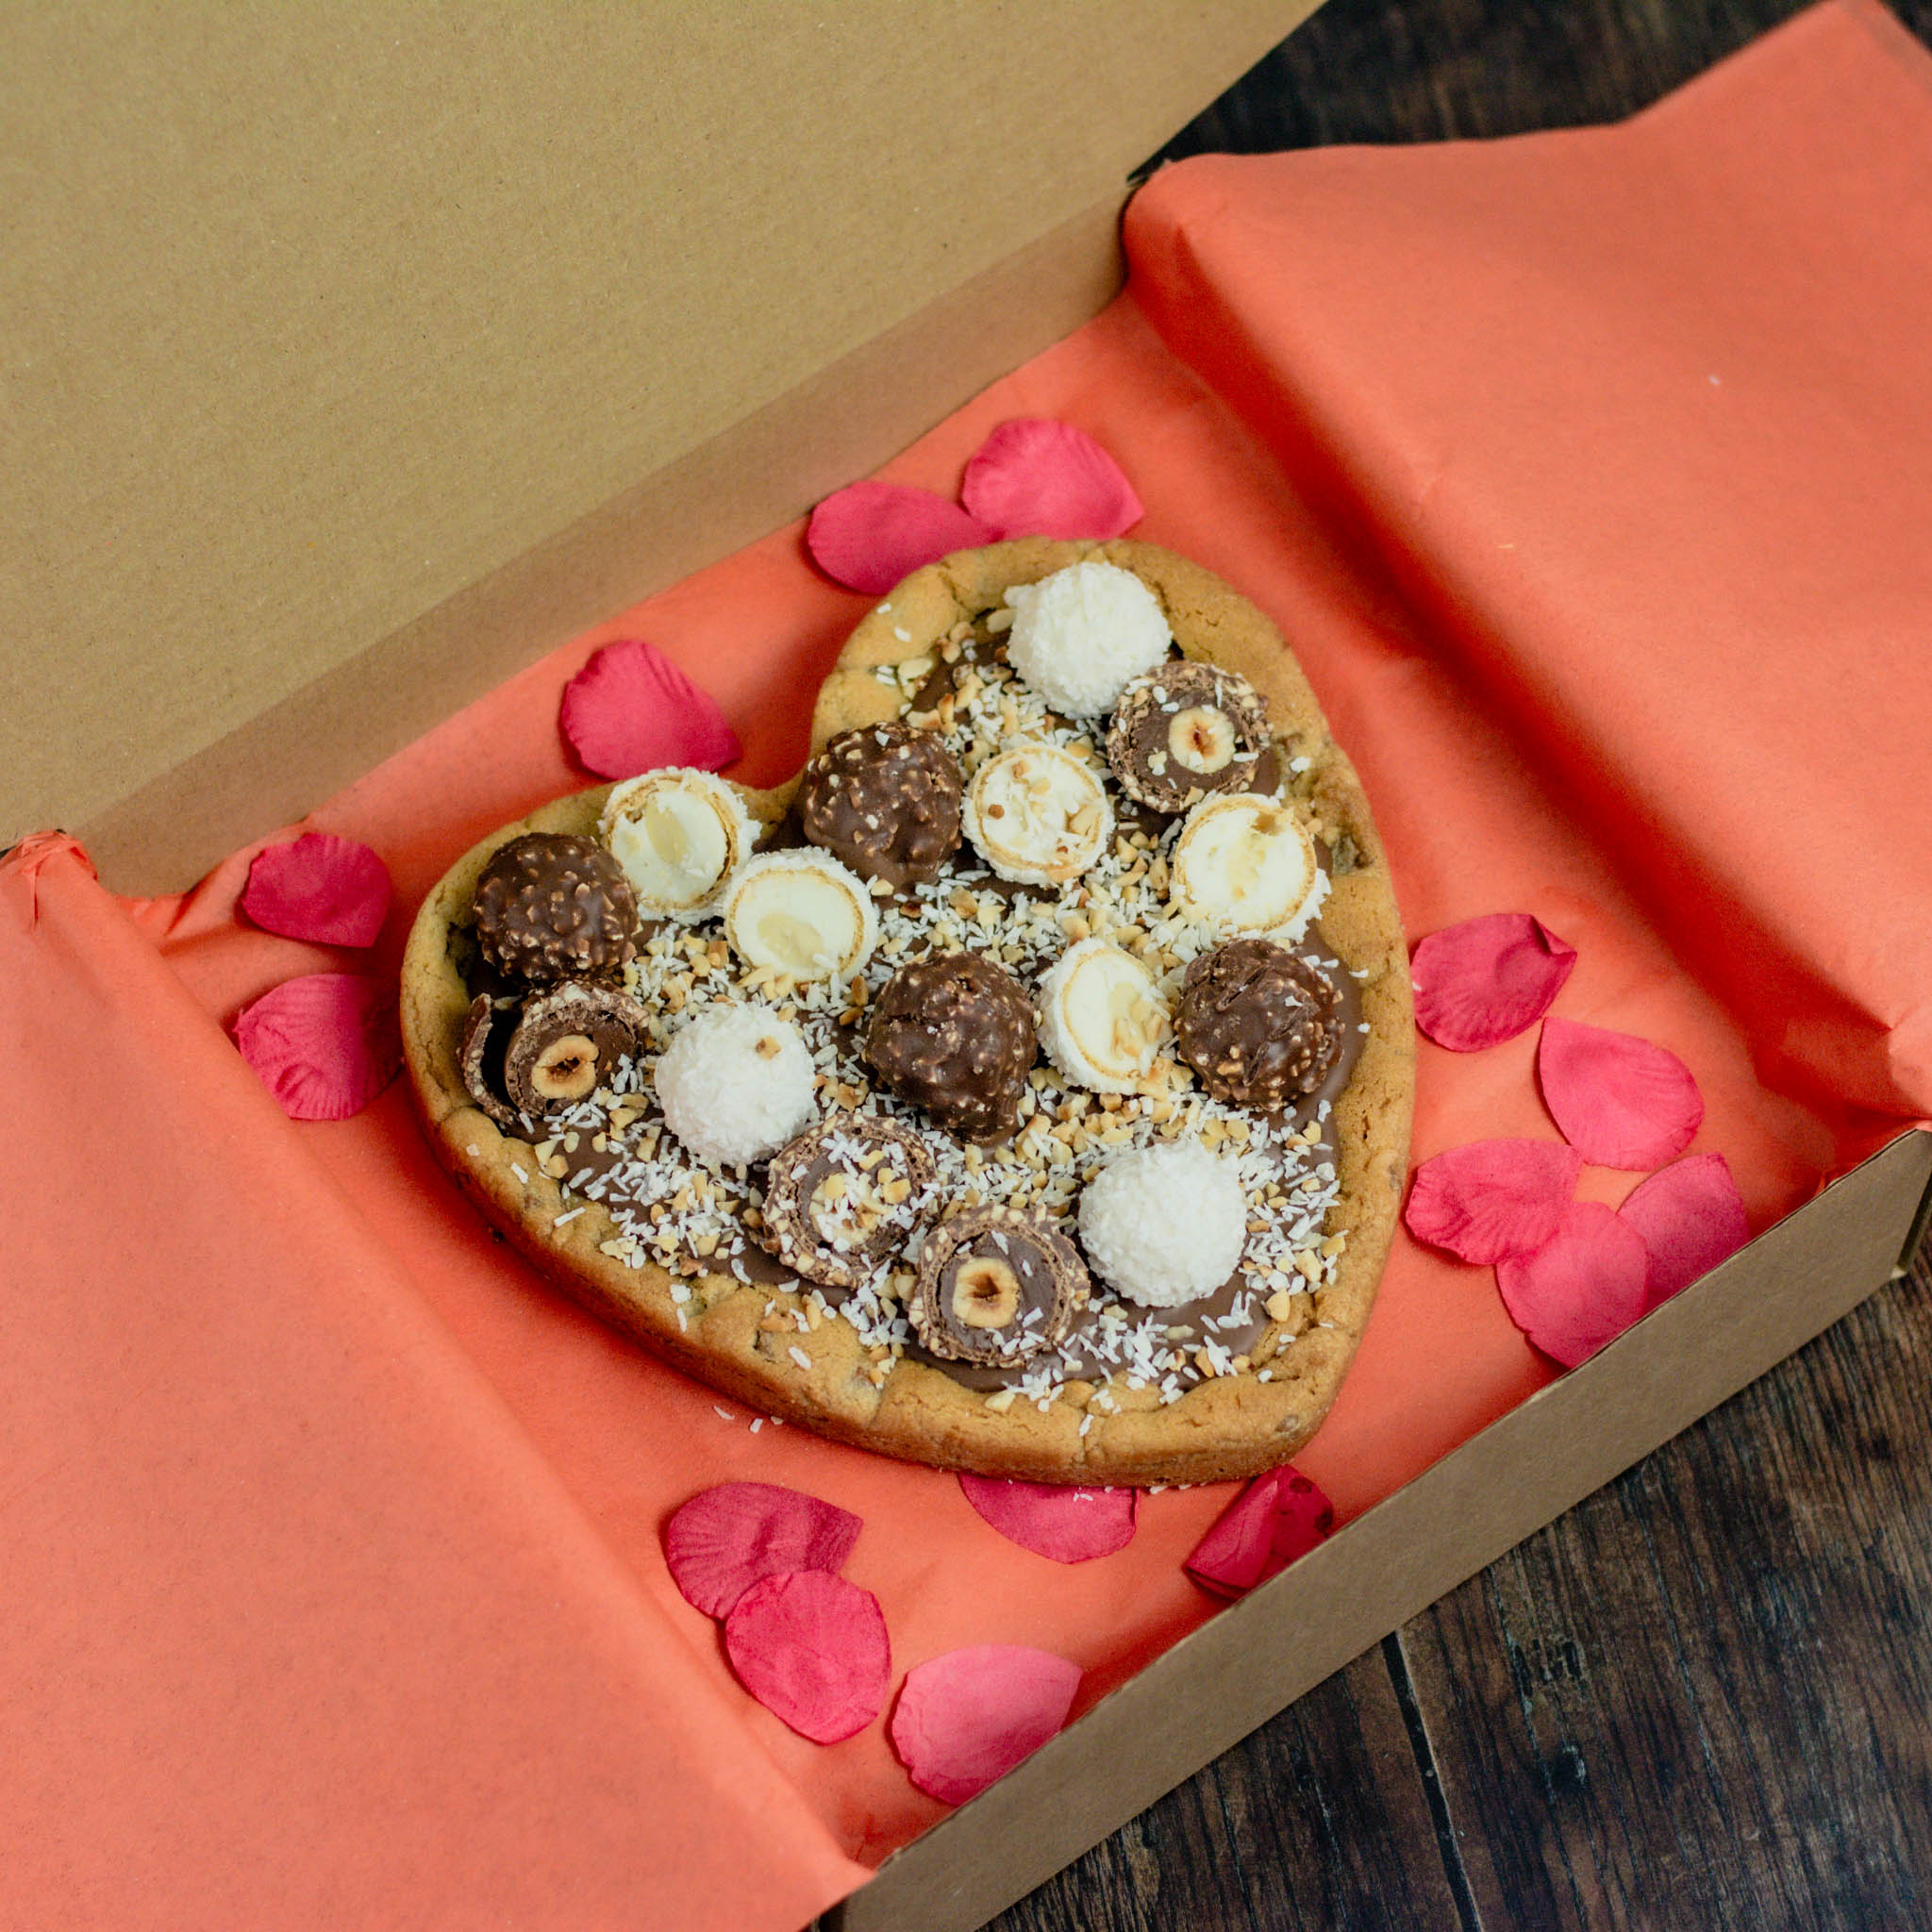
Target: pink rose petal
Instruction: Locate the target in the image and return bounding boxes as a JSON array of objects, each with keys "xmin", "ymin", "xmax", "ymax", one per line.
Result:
[
  {"xmin": 233, "ymin": 973, "xmax": 398, "ymax": 1121},
  {"xmin": 724, "ymin": 1570, "xmax": 891, "ymax": 1745},
  {"xmin": 241, "ymin": 833, "xmax": 392, "ymax": 947},
  {"xmin": 1538, "ymin": 1016, "xmax": 1705, "ymax": 1169},
  {"xmin": 1619, "ymin": 1153, "xmax": 1751, "ymax": 1307},
  {"xmin": 559, "ymin": 639, "xmax": 741, "ymax": 781},
  {"xmin": 806, "ymin": 481, "xmax": 993, "ymax": 595},
  {"xmin": 1495, "ymin": 1200, "xmax": 1651, "ymax": 1369},
  {"xmin": 664, "ymin": 1482, "xmax": 863, "ymax": 1619},
  {"xmin": 957, "ymin": 1474, "xmax": 1137, "ymax": 1563},
  {"xmin": 1404, "ymin": 1138, "xmax": 1583, "ymax": 1264},
  {"xmin": 891, "ymin": 1645, "xmax": 1082, "ymax": 1805},
  {"xmin": 958, "ymin": 419, "xmax": 1143, "ymax": 541},
  {"xmin": 1411, "ymin": 912, "xmax": 1577, "ymax": 1051},
  {"xmin": 1184, "ymin": 1465, "xmax": 1336, "ymax": 1600}
]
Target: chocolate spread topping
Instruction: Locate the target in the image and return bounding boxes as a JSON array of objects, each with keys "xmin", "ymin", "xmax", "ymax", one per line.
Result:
[{"xmin": 469, "ymin": 623, "xmax": 1369, "ymax": 1398}]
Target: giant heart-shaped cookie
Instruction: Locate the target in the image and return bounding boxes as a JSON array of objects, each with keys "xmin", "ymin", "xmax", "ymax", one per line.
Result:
[{"xmin": 401, "ymin": 540, "xmax": 1413, "ymax": 1484}]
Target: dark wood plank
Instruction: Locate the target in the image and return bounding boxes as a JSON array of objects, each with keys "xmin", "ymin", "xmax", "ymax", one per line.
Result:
[
  {"xmin": 984, "ymin": 1637, "xmax": 1469, "ymax": 1932},
  {"xmin": 1147, "ymin": 0, "xmax": 1932, "ymax": 164},
  {"xmin": 1404, "ymin": 1241, "xmax": 1932, "ymax": 1931}
]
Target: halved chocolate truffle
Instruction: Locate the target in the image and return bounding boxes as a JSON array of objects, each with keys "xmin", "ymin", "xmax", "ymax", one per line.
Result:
[
  {"xmin": 1174, "ymin": 938, "xmax": 1342, "ymax": 1109},
  {"xmin": 800, "ymin": 722, "xmax": 964, "ymax": 889},
  {"xmin": 760, "ymin": 1112, "xmax": 938, "ymax": 1289},
  {"xmin": 462, "ymin": 979, "xmax": 653, "ymax": 1127},
  {"xmin": 458, "ymin": 992, "xmax": 521, "ymax": 1129},
  {"xmin": 910, "ymin": 1206, "xmax": 1088, "ymax": 1368},
  {"xmin": 1105, "ymin": 660, "xmax": 1270, "ymax": 814},
  {"xmin": 473, "ymin": 832, "xmax": 638, "ymax": 984},
  {"xmin": 863, "ymin": 950, "xmax": 1037, "ymax": 1143}
]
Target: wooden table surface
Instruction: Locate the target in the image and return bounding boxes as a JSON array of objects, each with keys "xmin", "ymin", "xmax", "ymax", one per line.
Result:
[{"xmin": 980, "ymin": 3, "xmax": 1932, "ymax": 1927}]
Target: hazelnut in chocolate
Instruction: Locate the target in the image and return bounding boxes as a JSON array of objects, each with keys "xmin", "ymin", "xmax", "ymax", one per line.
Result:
[
  {"xmin": 760, "ymin": 1112, "xmax": 938, "ymax": 1289},
  {"xmin": 503, "ymin": 980, "xmax": 654, "ymax": 1121},
  {"xmin": 910, "ymin": 1205, "xmax": 1088, "ymax": 1368},
  {"xmin": 863, "ymin": 950, "xmax": 1037, "ymax": 1142},
  {"xmin": 1105, "ymin": 660, "xmax": 1271, "ymax": 814},
  {"xmin": 473, "ymin": 832, "xmax": 638, "ymax": 984},
  {"xmin": 1175, "ymin": 938, "xmax": 1342, "ymax": 1109},
  {"xmin": 800, "ymin": 722, "xmax": 963, "ymax": 889},
  {"xmin": 459, "ymin": 979, "xmax": 652, "ymax": 1127}
]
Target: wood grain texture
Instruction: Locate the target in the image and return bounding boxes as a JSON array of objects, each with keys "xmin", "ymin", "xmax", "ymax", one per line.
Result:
[
  {"xmin": 967, "ymin": 2, "xmax": 1932, "ymax": 1926},
  {"xmin": 1403, "ymin": 1257, "xmax": 1932, "ymax": 1929}
]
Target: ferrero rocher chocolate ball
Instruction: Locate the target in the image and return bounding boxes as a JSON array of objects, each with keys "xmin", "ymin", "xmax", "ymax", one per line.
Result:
[
  {"xmin": 800, "ymin": 722, "xmax": 963, "ymax": 888},
  {"xmin": 473, "ymin": 832, "xmax": 638, "ymax": 984},
  {"xmin": 1105, "ymin": 659, "xmax": 1271, "ymax": 814},
  {"xmin": 1175, "ymin": 938, "xmax": 1341, "ymax": 1108},
  {"xmin": 863, "ymin": 950, "xmax": 1037, "ymax": 1142},
  {"xmin": 910, "ymin": 1205, "xmax": 1087, "ymax": 1368}
]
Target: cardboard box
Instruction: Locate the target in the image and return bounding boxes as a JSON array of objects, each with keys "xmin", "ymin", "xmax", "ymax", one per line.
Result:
[{"xmin": 8, "ymin": 8, "xmax": 1929, "ymax": 1929}]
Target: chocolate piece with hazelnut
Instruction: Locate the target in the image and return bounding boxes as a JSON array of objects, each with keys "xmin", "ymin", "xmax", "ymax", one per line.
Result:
[
  {"xmin": 800, "ymin": 721, "xmax": 964, "ymax": 889},
  {"xmin": 863, "ymin": 950, "xmax": 1037, "ymax": 1142},
  {"xmin": 760, "ymin": 1111, "xmax": 938, "ymax": 1290},
  {"xmin": 1105, "ymin": 659, "xmax": 1271, "ymax": 814},
  {"xmin": 910, "ymin": 1205, "xmax": 1089, "ymax": 1368},
  {"xmin": 487, "ymin": 979, "xmax": 655, "ymax": 1124},
  {"xmin": 1174, "ymin": 938, "xmax": 1342, "ymax": 1109}
]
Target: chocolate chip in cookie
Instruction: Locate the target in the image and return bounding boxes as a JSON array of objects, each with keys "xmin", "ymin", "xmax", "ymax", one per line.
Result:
[
  {"xmin": 910, "ymin": 1205, "xmax": 1088, "ymax": 1368},
  {"xmin": 473, "ymin": 832, "xmax": 638, "ymax": 985},
  {"xmin": 863, "ymin": 950, "xmax": 1037, "ymax": 1142},
  {"xmin": 1106, "ymin": 660, "xmax": 1271, "ymax": 814}
]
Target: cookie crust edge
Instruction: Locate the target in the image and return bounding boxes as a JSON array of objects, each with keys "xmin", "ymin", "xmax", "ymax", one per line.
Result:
[{"xmin": 401, "ymin": 539, "xmax": 1413, "ymax": 1485}]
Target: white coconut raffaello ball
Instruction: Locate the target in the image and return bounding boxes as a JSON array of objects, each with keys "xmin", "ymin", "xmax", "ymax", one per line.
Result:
[
  {"xmin": 1002, "ymin": 559, "xmax": 1174, "ymax": 718},
  {"xmin": 654, "ymin": 1002, "xmax": 817, "ymax": 1170},
  {"xmin": 1077, "ymin": 1138, "xmax": 1249, "ymax": 1307}
]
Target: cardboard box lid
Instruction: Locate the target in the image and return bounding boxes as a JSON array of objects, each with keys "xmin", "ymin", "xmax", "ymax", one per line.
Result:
[{"xmin": 4, "ymin": 2, "xmax": 1312, "ymax": 889}]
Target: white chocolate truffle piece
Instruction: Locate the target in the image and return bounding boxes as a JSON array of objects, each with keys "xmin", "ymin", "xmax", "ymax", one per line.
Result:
[
  {"xmin": 1169, "ymin": 793, "xmax": 1327, "ymax": 941},
  {"xmin": 1037, "ymin": 940, "xmax": 1170, "ymax": 1093},
  {"xmin": 961, "ymin": 742, "xmax": 1112, "ymax": 886},
  {"xmin": 599, "ymin": 768, "xmax": 754, "ymax": 921},
  {"xmin": 654, "ymin": 1003, "xmax": 817, "ymax": 1169},
  {"xmin": 723, "ymin": 851, "xmax": 877, "ymax": 983},
  {"xmin": 1077, "ymin": 1140, "xmax": 1248, "ymax": 1307},
  {"xmin": 1003, "ymin": 560, "xmax": 1174, "ymax": 717}
]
